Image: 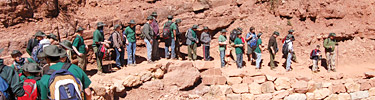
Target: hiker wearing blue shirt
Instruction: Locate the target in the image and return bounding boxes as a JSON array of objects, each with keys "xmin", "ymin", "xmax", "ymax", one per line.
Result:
[{"xmin": 246, "ymin": 27, "xmax": 257, "ymax": 63}]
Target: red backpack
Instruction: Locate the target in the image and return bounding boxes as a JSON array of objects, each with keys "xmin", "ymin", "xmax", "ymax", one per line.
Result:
[{"xmin": 17, "ymin": 77, "xmax": 40, "ymax": 100}]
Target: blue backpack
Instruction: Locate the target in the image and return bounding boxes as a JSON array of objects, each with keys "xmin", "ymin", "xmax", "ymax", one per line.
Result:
[
  {"xmin": 249, "ymin": 33, "xmax": 258, "ymax": 50},
  {"xmin": 46, "ymin": 63, "xmax": 84, "ymax": 100},
  {"xmin": 32, "ymin": 44, "xmax": 46, "ymax": 63},
  {"xmin": 0, "ymin": 65, "xmax": 9, "ymax": 99}
]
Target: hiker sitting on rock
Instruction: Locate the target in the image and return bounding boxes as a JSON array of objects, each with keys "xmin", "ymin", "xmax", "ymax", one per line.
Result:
[{"xmin": 10, "ymin": 50, "xmax": 35, "ymax": 74}]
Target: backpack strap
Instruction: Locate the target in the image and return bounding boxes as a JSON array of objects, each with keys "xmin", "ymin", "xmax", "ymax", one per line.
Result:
[{"xmin": 45, "ymin": 63, "xmax": 72, "ymax": 75}]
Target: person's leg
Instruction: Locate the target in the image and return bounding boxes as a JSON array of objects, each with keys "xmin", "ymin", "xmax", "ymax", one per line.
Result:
[
  {"xmin": 93, "ymin": 46, "xmax": 102, "ymax": 72},
  {"xmin": 220, "ymin": 50, "xmax": 225, "ymax": 67},
  {"xmin": 326, "ymin": 52, "xmax": 331, "ymax": 71},
  {"xmin": 115, "ymin": 48, "xmax": 121, "ymax": 67},
  {"xmin": 331, "ymin": 51, "xmax": 336, "ymax": 71},
  {"xmin": 127, "ymin": 43, "xmax": 132, "ymax": 65},
  {"xmin": 165, "ymin": 44, "xmax": 169, "ymax": 59},
  {"xmin": 312, "ymin": 59, "xmax": 317, "ymax": 72},
  {"xmin": 240, "ymin": 53, "xmax": 243, "ymax": 68},
  {"xmin": 83, "ymin": 54, "xmax": 87, "ymax": 71},
  {"xmin": 120, "ymin": 46, "xmax": 125, "ymax": 66},
  {"xmin": 171, "ymin": 38, "xmax": 176, "ymax": 59},
  {"xmin": 292, "ymin": 52, "xmax": 297, "ymax": 62},
  {"xmin": 152, "ymin": 38, "xmax": 159, "ymax": 60},
  {"xmin": 236, "ymin": 53, "xmax": 242, "ymax": 68},
  {"xmin": 193, "ymin": 43, "xmax": 197, "ymax": 60},
  {"xmin": 203, "ymin": 45, "xmax": 206, "ymax": 60},
  {"xmin": 132, "ymin": 42, "xmax": 136, "ymax": 64},
  {"xmin": 247, "ymin": 45, "xmax": 251, "ymax": 61},
  {"xmin": 144, "ymin": 39, "xmax": 152, "ymax": 61},
  {"xmin": 269, "ymin": 50, "xmax": 275, "ymax": 68},
  {"xmin": 188, "ymin": 45, "xmax": 192, "ymax": 60},
  {"xmin": 175, "ymin": 38, "xmax": 181, "ymax": 59},
  {"xmin": 256, "ymin": 52, "xmax": 261, "ymax": 69},
  {"xmin": 286, "ymin": 52, "xmax": 292, "ymax": 71}
]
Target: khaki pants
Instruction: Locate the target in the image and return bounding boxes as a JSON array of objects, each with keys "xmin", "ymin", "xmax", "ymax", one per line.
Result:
[
  {"xmin": 227, "ymin": 45, "xmax": 236, "ymax": 61},
  {"xmin": 188, "ymin": 43, "xmax": 197, "ymax": 60},
  {"xmin": 93, "ymin": 46, "xmax": 102, "ymax": 72},
  {"xmin": 78, "ymin": 54, "xmax": 87, "ymax": 71},
  {"xmin": 326, "ymin": 51, "xmax": 336, "ymax": 70},
  {"xmin": 312, "ymin": 59, "xmax": 319, "ymax": 71},
  {"xmin": 269, "ymin": 50, "xmax": 276, "ymax": 68}
]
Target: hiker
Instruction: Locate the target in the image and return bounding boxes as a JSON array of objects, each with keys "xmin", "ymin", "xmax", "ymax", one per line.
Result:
[
  {"xmin": 93, "ymin": 22, "xmax": 107, "ymax": 74},
  {"xmin": 284, "ymin": 35, "xmax": 294, "ymax": 72},
  {"xmin": 310, "ymin": 45, "xmax": 322, "ymax": 73},
  {"xmin": 174, "ymin": 19, "xmax": 183, "ymax": 60},
  {"xmin": 32, "ymin": 37, "xmax": 51, "ymax": 64},
  {"xmin": 112, "ymin": 24, "xmax": 125, "ymax": 68},
  {"xmin": 268, "ymin": 31, "xmax": 279, "ymax": 69},
  {"xmin": 37, "ymin": 45, "xmax": 92, "ymax": 100},
  {"xmin": 150, "ymin": 12, "xmax": 160, "ymax": 60},
  {"xmin": 124, "ymin": 20, "xmax": 137, "ymax": 66},
  {"xmin": 47, "ymin": 33, "xmax": 59, "ymax": 45},
  {"xmin": 254, "ymin": 33, "xmax": 263, "ymax": 69},
  {"xmin": 200, "ymin": 26, "xmax": 212, "ymax": 61},
  {"xmin": 142, "ymin": 16, "xmax": 155, "ymax": 63},
  {"xmin": 18, "ymin": 63, "xmax": 41, "ymax": 100},
  {"xmin": 228, "ymin": 29, "xmax": 239, "ymax": 63},
  {"xmin": 186, "ymin": 25, "xmax": 199, "ymax": 61},
  {"xmin": 72, "ymin": 27, "xmax": 88, "ymax": 71},
  {"xmin": 246, "ymin": 27, "xmax": 257, "ymax": 62},
  {"xmin": 10, "ymin": 50, "xmax": 35, "ymax": 74},
  {"xmin": 323, "ymin": 33, "xmax": 338, "ymax": 72},
  {"xmin": 218, "ymin": 29, "xmax": 228, "ymax": 67},
  {"xmin": 0, "ymin": 48, "xmax": 25, "ymax": 99},
  {"xmin": 26, "ymin": 31, "xmax": 45, "ymax": 56},
  {"xmin": 283, "ymin": 29, "xmax": 297, "ymax": 62},
  {"xmin": 59, "ymin": 40, "xmax": 74, "ymax": 64},
  {"xmin": 234, "ymin": 30, "xmax": 244, "ymax": 68},
  {"xmin": 162, "ymin": 15, "xmax": 175, "ymax": 59}
]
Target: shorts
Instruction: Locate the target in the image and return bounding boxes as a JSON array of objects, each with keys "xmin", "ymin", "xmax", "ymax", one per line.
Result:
[{"xmin": 247, "ymin": 45, "xmax": 253, "ymax": 55}]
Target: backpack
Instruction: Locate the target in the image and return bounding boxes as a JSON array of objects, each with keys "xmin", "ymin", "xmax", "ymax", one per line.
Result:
[
  {"xmin": 162, "ymin": 21, "xmax": 173, "ymax": 39},
  {"xmin": 175, "ymin": 24, "xmax": 181, "ymax": 38},
  {"xmin": 17, "ymin": 77, "xmax": 40, "ymax": 100},
  {"xmin": 249, "ymin": 33, "xmax": 258, "ymax": 50},
  {"xmin": 32, "ymin": 44, "xmax": 46, "ymax": 63},
  {"xmin": 230, "ymin": 30, "xmax": 238, "ymax": 42},
  {"xmin": 282, "ymin": 42, "xmax": 289, "ymax": 58},
  {"xmin": 185, "ymin": 28, "xmax": 191, "ymax": 37},
  {"xmin": 46, "ymin": 63, "xmax": 84, "ymax": 100},
  {"xmin": 107, "ymin": 33, "xmax": 115, "ymax": 48},
  {"xmin": 0, "ymin": 65, "xmax": 9, "ymax": 100},
  {"xmin": 27, "ymin": 39, "xmax": 38, "ymax": 55}
]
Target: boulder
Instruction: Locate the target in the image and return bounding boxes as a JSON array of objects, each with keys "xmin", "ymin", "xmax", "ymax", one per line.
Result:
[
  {"xmin": 254, "ymin": 93, "xmax": 272, "ymax": 100},
  {"xmin": 113, "ymin": 80, "xmax": 125, "ymax": 92},
  {"xmin": 140, "ymin": 71, "xmax": 152, "ymax": 82},
  {"xmin": 296, "ymin": 76, "xmax": 311, "ymax": 82},
  {"xmin": 338, "ymin": 93, "xmax": 351, "ymax": 100},
  {"xmin": 292, "ymin": 81, "xmax": 308, "ymax": 93},
  {"xmin": 265, "ymin": 75, "xmax": 277, "ymax": 81},
  {"xmin": 140, "ymin": 80, "xmax": 164, "ymax": 90},
  {"xmin": 308, "ymin": 81, "xmax": 321, "ymax": 92},
  {"xmin": 359, "ymin": 80, "xmax": 372, "ymax": 91},
  {"xmin": 201, "ymin": 75, "xmax": 227, "ymax": 85},
  {"xmin": 226, "ymin": 94, "xmax": 241, "ymax": 100},
  {"xmin": 217, "ymin": 85, "xmax": 233, "ymax": 95},
  {"xmin": 123, "ymin": 75, "xmax": 142, "ymax": 87},
  {"xmin": 201, "ymin": 68, "xmax": 222, "ymax": 76},
  {"xmin": 365, "ymin": 72, "xmax": 375, "ymax": 78},
  {"xmin": 242, "ymin": 76, "xmax": 254, "ymax": 84},
  {"xmin": 369, "ymin": 87, "xmax": 375, "ymax": 96},
  {"xmin": 272, "ymin": 90, "xmax": 290, "ymax": 99},
  {"xmin": 154, "ymin": 68, "xmax": 164, "ymax": 79},
  {"xmin": 192, "ymin": 0, "xmax": 209, "ymax": 12},
  {"xmin": 227, "ymin": 77, "xmax": 243, "ymax": 85},
  {"xmin": 249, "ymin": 82, "xmax": 262, "ymax": 95},
  {"xmin": 261, "ymin": 81, "xmax": 275, "ymax": 93},
  {"xmin": 252, "ymin": 75, "xmax": 267, "ymax": 84},
  {"xmin": 313, "ymin": 88, "xmax": 331, "ymax": 99},
  {"xmin": 232, "ymin": 83, "xmax": 249, "ymax": 93},
  {"xmin": 331, "ymin": 82, "xmax": 346, "ymax": 93},
  {"xmin": 350, "ymin": 91, "xmax": 369, "ymax": 100},
  {"xmin": 344, "ymin": 82, "xmax": 360, "ymax": 93},
  {"xmin": 274, "ymin": 77, "xmax": 291, "ymax": 91},
  {"xmin": 284, "ymin": 93, "xmax": 307, "ymax": 100},
  {"xmin": 163, "ymin": 62, "xmax": 200, "ymax": 90},
  {"xmin": 324, "ymin": 94, "xmax": 338, "ymax": 100},
  {"xmin": 241, "ymin": 94, "xmax": 254, "ymax": 100},
  {"xmin": 306, "ymin": 93, "xmax": 314, "ymax": 100}
]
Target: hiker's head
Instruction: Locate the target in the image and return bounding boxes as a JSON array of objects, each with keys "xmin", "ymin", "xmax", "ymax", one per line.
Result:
[
  {"xmin": 59, "ymin": 40, "xmax": 73, "ymax": 51},
  {"xmin": 316, "ymin": 45, "xmax": 320, "ymax": 49},
  {"xmin": 175, "ymin": 19, "xmax": 182, "ymax": 24},
  {"xmin": 329, "ymin": 33, "xmax": 336, "ymax": 39},
  {"xmin": 147, "ymin": 16, "xmax": 153, "ymax": 23},
  {"xmin": 11, "ymin": 50, "xmax": 22, "ymax": 62},
  {"xmin": 76, "ymin": 27, "xmax": 85, "ymax": 35},
  {"xmin": 203, "ymin": 26, "xmax": 209, "ymax": 32},
  {"xmin": 192, "ymin": 25, "xmax": 198, "ymax": 31},
  {"xmin": 128, "ymin": 20, "xmax": 136, "ymax": 27},
  {"xmin": 167, "ymin": 15, "xmax": 173, "ymax": 20},
  {"xmin": 288, "ymin": 29, "xmax": 294, "ymax": 34},
  {"xmin": 236, "ymin": 31, "xmax": 242, "ymax": 38},
  {"xmin": 286, "ymin": 34, "xmax": 294, "ymax": 41},
  {"xmin": 97, "ymin": 22, "xmax": 106, "ymax": 30},
  {"xmin": 151, "ymin": 12, "xmax": 158, "ymax": 18},
  {"xmin": 34, "ymin": 31, "xmax": 46, "ymax": 41},
  {"xmin": 114, "ymin": 24, "xmax": 122, "ymax": 32},
  {"xmin": 250, "ymin": 27, "xmax": 255, "ymax": 33},
  {"xmin": 237, "ymin": 27, "xmax": 243, "ymax": 32},
  {"xmin": 257, "ymin": 33, "xmax": 263, "ymax": 38},
  {"xmin": 22, "ymin": 63, "xmax": 42, "ymax": 77},
  {"xmin": 43, "ymin": 45, "xmax": 66, "ymax": 63},
  {"xmin": 221, "ymin": 29, "xmax": 227, "ymax": 35},
  {"xmin": 47, "ymin": 34, "xmax": 58, "ymax": 43},
  {"xmin": 273, "ymin": 31, "xmax": 280, "ymax": 37},
  {"xmin": 60, "ymin": 53, "xmax": 68, "ymax": 63}
]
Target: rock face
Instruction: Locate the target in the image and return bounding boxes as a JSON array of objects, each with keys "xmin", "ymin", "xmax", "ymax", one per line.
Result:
[
  {"xmin": 365, "ymin": 72, "xmax": 375, "ymax": 78},
  {"xmin": 274, "ymin": 77, "xmax": 291, "ymax": 91},
  {"xmin": 163, "ymin": 62, "xmax": 200, "ymax": 90}
]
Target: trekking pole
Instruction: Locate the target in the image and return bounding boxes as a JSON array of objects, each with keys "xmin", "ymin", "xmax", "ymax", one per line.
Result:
[
  {"xmin": 56, "ymin": 26, "xmax": 61, "ymax": 42},
  {"xmin": 336, "ymin": 43, "xmax": 338, "ymax": 69}
]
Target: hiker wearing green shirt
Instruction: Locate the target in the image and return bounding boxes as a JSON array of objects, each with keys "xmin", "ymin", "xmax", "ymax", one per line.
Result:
[
  {"xmin": 162, "ymin": 15, "xmax": 176, "ymax": 59},
  {"xmin": 218, "ymin": 29, "xmax": 228, "ymax": 67},
  {"xmin": 73, "ymin": 27, "xmax": 88, "ymax": 71},
  {"xmin": 186, "ymin": 25, "xmax": 199, "ymax": 61},
  {"xmin": 10, "ymin": 50, "xmax": 35, "ymax": 74},
  {"xmin": 0, "ymin": 48, "xmax": 25, "ymax": 99},
  {"xmin": 174, "ymin": 19, "xmax": 183, "ymax": 60},
  {"xmin": 19, "ymin": 63, "xmax": 42, "ymax": 82},
  {"xmin": 37, "ymin": 45, "xmax": 92, "ymax": 100},
  {"xmin": 124, "ymin": 20, "xmax": 137, "ymax": 66},
  {"xmin": 92, "ymin": 22, "xmax": 107, "ymax": 74},
  {"xmin": 254, "ymin": 33, "xmax": 263, "ymax": 69},
  {"xmin": 323, "ymin": 33, "xmax": 338, "ymax": 72},
  {"xmin": 234, "ymin": 31, "xmax": 244, "ymax": 68}
]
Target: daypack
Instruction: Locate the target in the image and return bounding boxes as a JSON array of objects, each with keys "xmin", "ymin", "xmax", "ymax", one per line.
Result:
[
  {"xmin": 249, "ymin": 33, "xmax": 258, "ymax": 50},
  {"xmin": 230, "ymin": 29, "xmax": 239, "ymax": 42},
  {"xmin": 185, "ymin": 28, "xmax": 191, "ymax": 37},
  {"xmin": 32, "ymin": 44, "xmax": 46, "ymax": 63},
  {"xmin": 310, "ymin": 49, "xmax": 321, "ymax": 59},
  {"xmin": 107, "ymin": 33, "xmax": 115, "ymax": 48},
  {"xmin": 175, "ymin": 24, "xmax": 181, "ymax": 38},
  {"xmin": 27, "ymin": 39, "xmax": 38, "ymax": 55},
  {"xmin": 0, "ymin": 65, "xmax": 9, "ymax": 100},
  {"xmin": 162, "ymin": 21, "xmax": 173, "ymax": 39},
  {"xmin": 17, "ymin": 77, "xmax": 40, "ymax": 100},
  {"xmin": 282, "ymin": 41, "xmax": 289, "ymax": 58},
  {"xmin": 46, "ymin": 63, "xmax": 84, "ymax": 100}
]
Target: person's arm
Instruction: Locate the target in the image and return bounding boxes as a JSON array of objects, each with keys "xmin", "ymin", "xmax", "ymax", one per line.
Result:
[
  {"xmin": 200, "ymin": 33, "xmax": 206, "ymax": 43},
  {"xmin": 123, "ymin": 28, "xmax": 129, "ymax": 45},
  {"xmin": 72, "ymin": 37, "xmax": 82, "ymax": 56},
  {"xmin": 245, "ymin": 34, "xmax": 251, "ymax": 41},
  {"xmin": 143, "ymin": 24, "xmax": 152, "ymax": 40},
  {"xmin": 187, "ymin": 30, "xmax": 195, "ymax": 42},
  {"xmin": 323, "ymin": 39, "xmax": 330, "ymax": 49},
  {"xmin": 26, "ymin": 39, "xmax": 33, "ymax": 55},
  {"xmin": 113, "ymin": 32, "xmax": 120, "ymax": 49}
]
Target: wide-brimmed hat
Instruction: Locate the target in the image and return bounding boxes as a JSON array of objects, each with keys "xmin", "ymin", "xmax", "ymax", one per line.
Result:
[
  {"xmin": 47, "ymin": 34, "xmax": 58, "ymax": 41},
  {"xmin": 329, "ymin": 33, "xmax": 336, "ymax": 37},
  {"xmin": 59, "ymin": 40, "xmax": 73, "ymax": 50},
  {"xmin": 37, "ymin": 51, "xmax": 47, "ymax": 58},
  {"xmin": 237, "ymin": 27, "xmax": 243, "ymax": 32},
  {"xmin": 147, "ymin": 16, "xmax": 153, "ymax": 20},
  {"xmin": 97, "ymin": 22, "xmax": 106, "ymax": 27},
  {"xmin": 249, "ymin": 27, "xmax": 255, "ymax": 31},
  {"xmin": 288, "ymin": 29, "xmax": 294, "ymax": 33},
  {"xmin": 114, "ymin": 24, "xmax": 121, "ymax": 30},
  {"xmin": 43, "ymin": 45, "xmax": 66, "ymax": 57},
  {"xmin": 167, "ymin": 15, "xmax": 173, "ymax": 19},
  {"xmin": 76, "ymin": 27, "xmax": 85, "ymax": 32},
  {"xmin": 192, "ymin": 25, "xmax": 199, "ymax": 29},
  {"xmin": 273, "ymin": 31, "xmax": 280, "ymax": 36},
  {"xmin": 151, "ymin": 12, "xmax": 158, "ymax": 16},
  {"xmin": 22, "ymin": 63, "xmax": 42, "ymax": 73},
  {"xmin": 34, "ymin": 31, "xmax": 46, "ymax": 37},
  {"xmin": 175, "ymin": 19, "xmax": 182, "ymax": 23},
  {"xmin": 11, "ymin": 50, "xmax": 22, "ymax": 57},
  {"xmin": 128, "ymin": 20, "xmax": 136, "ymax": 24},
  {"xmin": 257, "ymin": 33, "xmax": 263, "ymax": 37},
  {"xmin": 203, "ymin": 26, "xmax": 209, "ymax": 30},
  {"xmin": 221, "ymin": 29, "xmax": 227, "ymax": 33}
]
